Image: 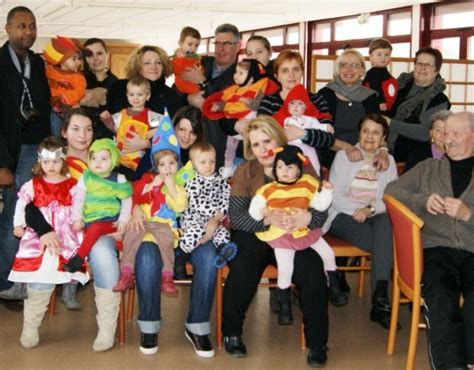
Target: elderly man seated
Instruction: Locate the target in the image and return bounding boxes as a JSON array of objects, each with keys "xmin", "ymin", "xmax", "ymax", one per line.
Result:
[{"xmin": 385, "ymin": 111, "xmax": 473, "ymax": 370}]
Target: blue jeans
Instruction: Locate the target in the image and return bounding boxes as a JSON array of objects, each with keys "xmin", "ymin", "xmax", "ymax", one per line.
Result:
[
  {"xmin": 88, "ymin": 236, "xmax": 120, "ymax": 289},
  {"xmin": 135, "ymin": 240, "xmax": 217, "ymax": 335},
  {"xmin": 0, "ymin": 144, "xmax": 38, "ymax": 291}
]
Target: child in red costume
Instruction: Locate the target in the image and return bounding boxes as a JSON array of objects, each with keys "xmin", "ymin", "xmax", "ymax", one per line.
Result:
[{"xmin": 203, "ymin": 59, "xmax": 279, "ymax": 178}]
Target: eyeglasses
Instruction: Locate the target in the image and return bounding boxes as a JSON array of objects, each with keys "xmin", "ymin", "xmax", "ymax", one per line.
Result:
[
  {"xmin": 339, "ymin": 62, "xmax": 362, "ymax": 70},
  {"xmin": 212, "ymin": 41, "xmax": 237, "ymax": 48},
  {"xmin": 415, "ymin": 61, "xmax": 436, "ymax": 69}
]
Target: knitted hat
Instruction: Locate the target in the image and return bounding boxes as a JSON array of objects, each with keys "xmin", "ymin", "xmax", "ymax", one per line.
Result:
[
  {"xmin": 43, "ymin": 35, "xmax": 92, "ymax": 65},
  {"xmin": 238, "ymin": 58, "xmax": 268, "ymax": 86},
  {"xmin": 88, "ymin": 138, "xmax": 120, "ymax": 176},
  {"xmin": 150, "ymin": 109, "xmax": 180, "ymax": 171},
  {"xmin": 272, "ymin": 144, "xmax": 308, "ymax": 184},
  {"xmin": 273, "ymin": 84, "xmax": 332, "ymax": 126}
]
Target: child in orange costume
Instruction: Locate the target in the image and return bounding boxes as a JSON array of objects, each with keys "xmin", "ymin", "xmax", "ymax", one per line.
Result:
[
  {"xmin": 171, "ymin": 26, "xmax": 202, "ymax": 94},
  {"xmin": 43, "ymin": 36, "xmax": 91, "ymax": 136}
]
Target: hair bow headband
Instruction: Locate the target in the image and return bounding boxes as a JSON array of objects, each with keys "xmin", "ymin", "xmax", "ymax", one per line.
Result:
[{"xmin": 38, "ymin": 148, "xmax": 65, "ymax": 161}]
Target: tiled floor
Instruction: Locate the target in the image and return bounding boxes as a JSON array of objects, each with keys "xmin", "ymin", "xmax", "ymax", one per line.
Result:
[{"xmin": 0, "ymin": 273, "xmax": 430, "ymax": 370}]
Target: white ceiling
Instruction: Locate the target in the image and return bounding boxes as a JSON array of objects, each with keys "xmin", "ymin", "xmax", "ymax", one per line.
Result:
[{"xmin": 0, "ymin": 0, "xmax": 437, "ymax": 54}]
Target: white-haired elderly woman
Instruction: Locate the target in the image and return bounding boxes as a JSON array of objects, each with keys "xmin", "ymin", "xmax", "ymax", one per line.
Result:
[
  {"xmin": 403, "ymin": 109, "xmax": 452, "ymax": 173},
  {"xmin": 318, "ymin": 49, "xmax": 381, "ymax": 168}
]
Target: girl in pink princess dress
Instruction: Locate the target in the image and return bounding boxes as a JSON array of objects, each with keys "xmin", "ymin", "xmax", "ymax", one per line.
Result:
[{"xmin": 9, "ymin": 137, "xmax": 89, "ymax": 286}]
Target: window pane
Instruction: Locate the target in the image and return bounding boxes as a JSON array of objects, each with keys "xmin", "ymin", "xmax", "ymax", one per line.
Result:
[
  {"xmin": 314, "ymin": 23, "xmax": 330, "ymax": 43},
  {"xmin": 432, "ymin": 2, "xmax": 474, "ymax": 30},
  {"xmin": 197, "ymin": 43, "xmax": 207, "ymax": 54},
  {"xmin": 388, "ymin": 12, "xmax": 411, "ymax": 36},
  {"xmin": 432, "ymin": 38, "xmax": 460, "ymax": 59},
  {"xmin": 468, "ymin": 36, "xmax": 474, "ymax": 60},
  {"xmin": 391, "ymin": 42, "xmax": 411, "ymax": 58},
  {"xmin": 335, "ymin": 15, "xmax": 383, "ymax": 41},
  {"xmin": 287, "ymin": 26, "xmax": 299, "ymax": 44},
  {"xmin": 208, "ymin": 37, "xmax": 215, "ymax": 53},
  {"xmin": 313, "ymin": 49, "xmax": 329, "ymax": 55},
  {"xmin": 257, "ymin": 28, "xmax": 284, "ymax": 46}
]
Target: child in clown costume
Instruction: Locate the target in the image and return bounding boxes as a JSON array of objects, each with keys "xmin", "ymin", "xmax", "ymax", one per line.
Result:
[
  {"xmin": 113, "ymin": 113, "xmax": 189, "ymax": 295},
  {"xmin": 202, "ymin": 58, "xmax": 279, "ymax": 178},
  {"xmin": 63, "ymin": 138, "xmax": 133, "ymax": 272},
  {"xmin": 8, "ymin": 136, "xmax": 89, "ymax": 348},
  {"xmin": 273, "ymin": 84, "xmax": 334, "ymax": 175}
]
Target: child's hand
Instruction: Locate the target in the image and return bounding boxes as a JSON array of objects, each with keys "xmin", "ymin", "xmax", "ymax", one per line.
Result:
[
  {"xmin": 73, "ymin": 220, "xmax": 84, "ymax": 231},
  {"xmin": 13, "ymin": 226, "xmax": 25, "ymax": 238},
  {"xmin": 151, "ymin": 174, "xmax": 164, "ymax": 188},
  {"xmin": 198, "ymin": 217, "xmax": 220, "ymax": 246},
  {"xmin": 128, "ymin": 205, "xmax": 146, "ymax": 233},
  {"xmin": 100, "ymin": 110, "xmax": 111, "ymax": 120},
  {"xmin": 326, "ymin": 125, "xmax": 335, "ymax": 134},
  {"xmin": 260, "ymin": 207, "xmax": 269, "ymax": 218},
  {"xmin": 115, "ymin": 221, "xmax": 128, "ymax": 236},
  {"xmin": 163, "ymin": 173, "xmax": 177, "ymax": 197},
  {"xmin": 146, "ymin": 128, "xmax": 157, "ymax": 140},
  {"xmin": 214, "ymin": 210, "xmax": 225, "ymax": 221},
  {"xmin": 322, "ymin": 180, "xmax": 333, "ymax": 190},
  {"xmin": 379, "ymin": 103, "xmax": 387, "ymax": 112}
]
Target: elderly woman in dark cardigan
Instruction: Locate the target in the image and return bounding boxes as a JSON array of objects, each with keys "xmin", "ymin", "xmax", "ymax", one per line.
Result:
[{"xmin": 385, "ymin": 46, "xmax": 451, "ymax": 163}]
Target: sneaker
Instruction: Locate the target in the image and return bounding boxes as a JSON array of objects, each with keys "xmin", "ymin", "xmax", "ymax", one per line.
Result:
[
  {"xmin": 214, "ymin": 242, "xmax": 238, "ymax": 268},
  {"xmin": 219, "ymin": 166, "xmax": 234, "ymax": 179},
  {"xmin": 161, "ymin": 274, "xmax": 178, "ymax": 297},
  {"xmin": 112, "ymin": 269, "xmax": 135, "ymax": 292},
  {"xmin": 139, "ymin": 333, "xmax": 158, "ymax": 355},
  {"xmin": 185, "ymin": 329, "xmax": 215, "ymax": 358},
  {"xmin": 63, "ymin": 254, "xmax": 84, "ymax": 273}
]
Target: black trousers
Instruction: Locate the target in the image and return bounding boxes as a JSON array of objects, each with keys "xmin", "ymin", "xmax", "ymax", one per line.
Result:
[
  {"xmin": 222, "ymin": 230, "xmax": 329, "ymax": 349},
  {"xmin": 422, "ymin": 247, "xmax": 474, "ymax": 369}
]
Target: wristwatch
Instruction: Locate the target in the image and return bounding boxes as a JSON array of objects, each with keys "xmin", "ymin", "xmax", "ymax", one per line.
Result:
[{"xmin": 198, "ymin": 79, "xmax": 210, "ymax": 90}]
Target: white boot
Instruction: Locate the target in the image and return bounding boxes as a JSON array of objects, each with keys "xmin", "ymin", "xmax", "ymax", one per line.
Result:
[
  {"xmin": 93, "ymin": 286, "xmax": 120, "ymax": 352},
  {"xmin": 20, "ymin": 286, "xmax": 54, "ymax": 348}
]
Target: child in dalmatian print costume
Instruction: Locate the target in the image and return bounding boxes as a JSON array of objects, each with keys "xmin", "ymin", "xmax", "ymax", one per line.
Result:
[{"xmin": 180, "ymin": 142, "xmax": 238, "ymax": 268}]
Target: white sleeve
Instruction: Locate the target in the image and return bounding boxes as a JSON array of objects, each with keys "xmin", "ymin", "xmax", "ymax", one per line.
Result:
[
  {"xmin": 117, "ymin": 174, "xmax": 132, "ymax": 223},
  {"xmin": 71, "ymin": 176, "xmax": 87, "ymax": 222},
  {"xmin": 248, "ymin": 194, "xmax": 267, "ymax": 221},
  {"xmin": 13, "ymin": 181, "xmax": 34, "ymax": 227},
  {"xmin": 310, "ymin": 187, "xmax": 333, "ymax": 211}
]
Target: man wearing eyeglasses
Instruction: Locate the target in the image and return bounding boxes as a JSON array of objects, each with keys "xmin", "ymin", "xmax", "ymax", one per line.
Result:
[
  {"xmin": 182, "ymin": 23, "xmax": 241, "ymax": 168},
  {"xmin": 0, "ymin": 6, "xmax": 51, "ymax": 306}
]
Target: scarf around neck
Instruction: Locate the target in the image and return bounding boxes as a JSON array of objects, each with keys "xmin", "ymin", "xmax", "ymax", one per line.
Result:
[
  {"xmin": 326, "ymin": 77, "xmax": 376, "ymax": 103},
  {"xmin": 393, "ymin": 72, "xmax": 446, "ymax": 122}
]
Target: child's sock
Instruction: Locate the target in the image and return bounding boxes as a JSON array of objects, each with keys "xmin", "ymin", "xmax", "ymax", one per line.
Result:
[
  {"xmin": 161, "ymin": 271, "xmax": 178, "ymax": 297},
  {"xmin": 112, "ymin": 266, "xmax": 135, "ymax": 292}
]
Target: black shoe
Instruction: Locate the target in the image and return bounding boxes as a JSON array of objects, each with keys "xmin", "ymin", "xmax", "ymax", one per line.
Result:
[
  {"xmin": 269, "ymin": 287, "xmax": 279, "ymax": 313},
  {"xmin": 327, "ymin": 271, "xmax": 348, "ymax": 307},
  {"xmin": 307, "ymin": 346, "xmax": 328, "ymax": 368},
  {"xmin": 214, "ymin": 242, "xmax": 238, "ymax": 268},
  {"xmin": 336, "ymin": 270, "xmax": 351, "ymax": 293},
  {"xmin": 63, "ymin": 254, "xmax": 83, "ymax": 273},
  {"xmin": 223, "ymin": 335, "xmax": 247, "ymax": 357},
  {"xmin": 370, "ymin": 280, "xmax": 401, "ymax": 330},
  {"xmin": 185, "ymin": 329, "xmax": 215, "ymax": 358},
  {"xmin": 139, "ymin": 333, "xmax": 158, "ymax": 355},
  {"xmin": 174, "ymin": 248, "xmax": 189, "ymax": 279},
  {"xmin": 370, "ymin": 304, "xmax": 401, "ymax": 330},
  {"xmin": 277, "ymin": 287, "xmax": 293, "ymax": 325}
]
